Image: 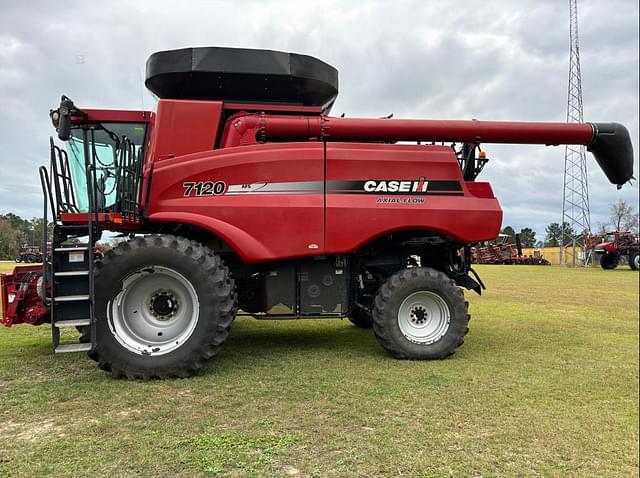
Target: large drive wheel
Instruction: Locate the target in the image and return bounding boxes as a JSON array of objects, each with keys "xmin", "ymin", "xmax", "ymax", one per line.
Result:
[
  {"xmin": 630, "ymin": 252, "xmax": 640, "ymax": 271},
  {"xmin": 372, "ymin": 267, "xmax": 469, "ymax": 359},
  {"xmin": 348, "ymin": 307, "xmax": 373, "ymax": 329},
  {"xmin": 90, "ymin": 235, "xmax": 237, "ymax": 379},
  {"xmin": 600, "ymin": 253, "xmax": 618, "ymax": 270}
]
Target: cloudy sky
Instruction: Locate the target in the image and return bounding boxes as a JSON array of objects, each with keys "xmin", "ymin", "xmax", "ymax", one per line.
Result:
[{"xmin": 0, "ymin": 0, "xmax": 638, "ymax": 240}]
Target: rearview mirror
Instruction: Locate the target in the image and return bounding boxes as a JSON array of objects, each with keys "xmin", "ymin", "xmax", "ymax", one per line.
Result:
[{"xmin": 56, "ymin": 96, "xmax": 75, "ymax": 141}]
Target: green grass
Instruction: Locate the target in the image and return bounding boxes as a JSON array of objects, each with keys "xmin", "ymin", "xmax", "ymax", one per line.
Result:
[{"xmin": 0, "ymin": 264, "xmax": 638, "ymax": 477}]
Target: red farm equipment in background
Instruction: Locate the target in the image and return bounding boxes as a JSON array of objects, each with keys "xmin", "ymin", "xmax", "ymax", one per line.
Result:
[
  {"xmin": 589, "ymin": 231, "xmax": 640, "ymax": 270},
  {"xmin": 471, "ymin": 234, "xmax": 550, "ymax": 265},
  {"xmin": 0, "ymin": 46, "xmax": 634, "ymax": 379},
  {"xmin": 14, "ymin": 246, "xmax": 45, "ymax": 264}
]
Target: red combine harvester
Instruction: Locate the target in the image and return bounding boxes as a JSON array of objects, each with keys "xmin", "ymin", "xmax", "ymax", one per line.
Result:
[
  {"xmin": 0, "ymin": 47, "xmax": 634, "ymax": 379},
  {"xmin": 591, "ymin": 231, "xmax": 640, "ymax": 270}
]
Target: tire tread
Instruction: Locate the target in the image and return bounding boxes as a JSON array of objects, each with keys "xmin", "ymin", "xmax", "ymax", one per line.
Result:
[{"xmin": 89, "ymin": 234, "xmax": 237, "ymax": 380}]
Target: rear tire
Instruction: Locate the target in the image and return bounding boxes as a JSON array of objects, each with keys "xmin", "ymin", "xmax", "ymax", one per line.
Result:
[
  {"xmin": 600, "ymin": 253, "xmax": 618, "ymax": 270},
  {"xmin": 630, "ymin": 252, "xmax": 639, "ymax": 271},
  {"xmin": 372, "ymin": 267, "xmax": 469, "ymax": 359},
  {"xmin": 348, "ymin": 307, "xmax": 373, "ymax": 329},
  {"xmin": 90, "ymin": 235, "xmax": 237, "ymax": 379}
]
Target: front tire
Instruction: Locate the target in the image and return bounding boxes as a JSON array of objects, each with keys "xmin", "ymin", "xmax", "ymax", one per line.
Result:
[
  {"xmin": 372, "ymin": 267, "xmax": 469, "ymax": 359},
  {"xmin": 90, "ymin": 235, "xmax": 237, "ymax": 379},
  {"xmin": 630, "ymin": 252, "xmax": 639, "ymax": 271},
  {"xmin": 600, "ymin": 253, "xmax": 618, "ymax": 270}
]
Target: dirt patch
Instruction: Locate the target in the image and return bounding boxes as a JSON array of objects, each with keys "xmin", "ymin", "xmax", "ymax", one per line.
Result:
[
  {"xmin": 117, "ymin": 407, "xmax": 142, "ymax": 418},
  {"xmin": 282, "ymin": 464, "xmax": 301, "ymax": 476},
  {"xmin": 0, "ymin": 418, "xmax": 58, "ymax": 442}
]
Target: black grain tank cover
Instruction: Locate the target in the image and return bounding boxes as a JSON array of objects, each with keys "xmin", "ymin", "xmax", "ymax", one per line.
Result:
[{"xmin": 145, "ymin": 47, "xmax": 339, "ymax": 109}]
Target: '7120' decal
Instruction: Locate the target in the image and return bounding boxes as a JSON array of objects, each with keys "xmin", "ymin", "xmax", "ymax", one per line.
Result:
[{"xmin": 183, "ymin": 181, "xmax": 226, "ymax": 197}]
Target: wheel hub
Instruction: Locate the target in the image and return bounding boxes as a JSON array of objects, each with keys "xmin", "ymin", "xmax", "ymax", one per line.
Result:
[
  {"xmin": 397, "ymin": 290, "xmax": 451, "ymax": 344},
  {"xmin": 109, "ymin": 266, "xmax": 199, "ymax": 356},
  {"xmin": 410, "ymin": 306, "xmax": 428, "ymax": 325},
  {"xmin": 149, "ymin": 291, "xmax": 179, "ymax": 321}
]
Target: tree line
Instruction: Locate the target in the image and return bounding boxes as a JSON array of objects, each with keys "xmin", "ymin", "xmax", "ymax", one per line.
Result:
[
  {"xmin": 499, "ymin": 223, "xmax": 578, "ymax": 248},
  {"xmin": 484, "ymin": 200, "xmax": 637, "ymax": 249},
  {"xmin": 0, "ymin": 213, "xmax": 54, "ymax": 260}
]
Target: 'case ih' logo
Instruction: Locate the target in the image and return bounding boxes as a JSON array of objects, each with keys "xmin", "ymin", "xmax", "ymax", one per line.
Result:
[{"xmin": 363, "ymin": 177, "xmax": 428, "ymax": 193}]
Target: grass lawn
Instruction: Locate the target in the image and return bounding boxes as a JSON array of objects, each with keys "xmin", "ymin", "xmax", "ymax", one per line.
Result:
[{"xmin": 0, "ymin": 262, "xmax": 638, "ymax": 477}]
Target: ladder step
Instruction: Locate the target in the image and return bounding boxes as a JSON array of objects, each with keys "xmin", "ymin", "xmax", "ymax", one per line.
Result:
[
  {"xmin": 54, "ymin": 270, "xmax": 89, "ymax": 277},
  {"xmin": 54, "ymin": 319, "xmax": 91, "ymax": 328},
  {"xmin": 54, "ymin": 246, "xmax": 89, "ymax": 252},
  {"xmin": 55, "ymin": 343, "xmax": 92, "ymax": 353},
  {"xmin": 54, "ymin": 294, "xmax": 90, "ymax": 302}
]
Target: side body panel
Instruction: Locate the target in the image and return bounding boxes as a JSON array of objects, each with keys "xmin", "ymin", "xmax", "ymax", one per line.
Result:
[
  {"xmin": 147, "ymin": 143, "xmax": 325, "ymax": 263},
  {"xmin": 147, "ymin": 141, "xmax": 502, "ymax": 263},
  {"xmin": 325, "ymin": 143, "xmax": 502, "ymax": 252}
]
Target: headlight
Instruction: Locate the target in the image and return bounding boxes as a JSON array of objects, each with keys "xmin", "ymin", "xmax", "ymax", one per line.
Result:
[{"xmin": 8, "ymin": 293, "xmax": 15, "ymax": 304}]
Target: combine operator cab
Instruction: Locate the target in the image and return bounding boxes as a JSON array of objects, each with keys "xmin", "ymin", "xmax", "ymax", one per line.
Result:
[
  {"xmin": 1, "ymin": 97, "xmax": 151, "ymax": 352},
  {"xmin": 1, "ymin": 46, "xmax": 634, "ymax": 379},
  {"xmin": 48, "ymin": 96, "xmax": 148, "ymax": 220}
]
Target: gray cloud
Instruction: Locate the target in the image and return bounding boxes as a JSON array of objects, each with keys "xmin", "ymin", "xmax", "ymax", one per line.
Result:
[{"xmin": 0, "ymin": 0, "xmax": 637, "ymax": 239}]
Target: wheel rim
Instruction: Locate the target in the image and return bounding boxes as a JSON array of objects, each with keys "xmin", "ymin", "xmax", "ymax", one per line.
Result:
[
  {"xmin": 633, "ymin": 254, "xmax": 640, "ymax": 269},
  {"xmin": 397, "ymin": 291, "xmax": 450, "ymax": 344},
  {"xmin": 108, "ymin": 265, "xmax": 199, "ymax": 356}
]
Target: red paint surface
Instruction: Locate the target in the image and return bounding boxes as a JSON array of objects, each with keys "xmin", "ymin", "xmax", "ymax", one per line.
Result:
[
  {"xmin": 147, "ymin": 143, "xmax": 325, "ymax": 263},
  {"xmin": 147, "ymin": 141, "xmax": 501, "ymax": 263},
  {"xmin": 80, "ymin": 108, "xmax": 152, "ymax": 123},
  {"xmin": 0, "ymin": 266, "xmax": 49, "ymax": 327},
  {"xmin": 149, "ymin": 100, "xmax": 222, "ymax": 159},
  {"xmin": 325, "ymin": 143, "xmax": 502, "ymax": 251},
  {"xmin": 219, "ymin": 112, "xmax": 595, "ymax": 147},
  {"xmin": 62, "ymin": 100, "xmax": 603, "ymax": 265}
]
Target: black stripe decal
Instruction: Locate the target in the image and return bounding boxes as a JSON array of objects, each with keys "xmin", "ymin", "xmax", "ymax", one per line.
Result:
[
  {"xmin": 326, "ymin": 180, "xmax": 464, "ymax": 195},
  {"xmin": 223, "ymin": 180, "xmax": 465, "ymax": 196}
]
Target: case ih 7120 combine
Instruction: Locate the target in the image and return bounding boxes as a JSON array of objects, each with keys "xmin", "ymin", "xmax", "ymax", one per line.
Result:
[{"xmin": 0, "ymin": 47, "xmax": 634, "ymax": 379}]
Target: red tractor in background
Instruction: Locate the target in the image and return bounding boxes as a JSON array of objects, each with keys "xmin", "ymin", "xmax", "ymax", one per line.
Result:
[
  {"xmin": 592, "ymin": 231, "xmax": 640, "ymax": 270},
  {"xmin": 14, "ymin": 246, "xmax": 44, "ymax": 264},
  {"xmin": 0, "ymin": 47, "xmax": 634, "ymax": 379}
]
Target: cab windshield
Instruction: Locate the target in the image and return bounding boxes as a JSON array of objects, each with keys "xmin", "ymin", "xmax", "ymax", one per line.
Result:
[{"xmin": 67, "ymin": 123, "xmax": 146, "ymax": 212}]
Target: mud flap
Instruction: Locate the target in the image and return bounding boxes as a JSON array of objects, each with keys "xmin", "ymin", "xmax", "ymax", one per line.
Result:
[{"xmin": 454, "ymin": 269, "xmax": 485, "ymax": 295}]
